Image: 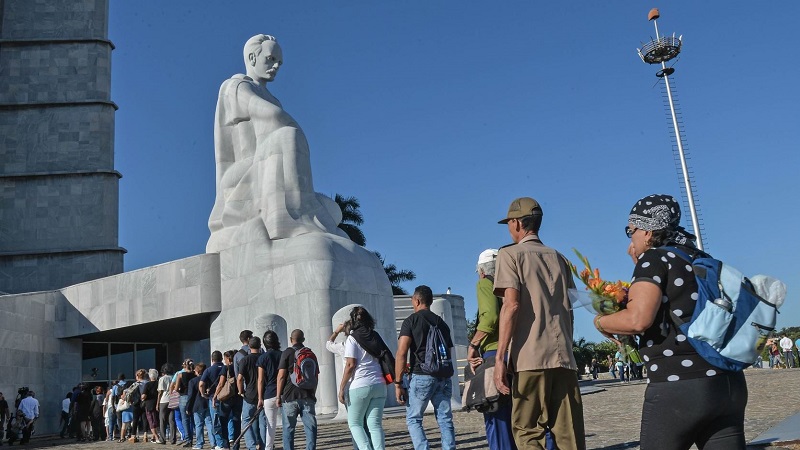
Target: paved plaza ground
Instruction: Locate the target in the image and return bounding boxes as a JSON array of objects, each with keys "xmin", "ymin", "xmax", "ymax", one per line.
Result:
[{"xmin": 11, "ymin": 368, "xmax": 800, "ymax": 449}]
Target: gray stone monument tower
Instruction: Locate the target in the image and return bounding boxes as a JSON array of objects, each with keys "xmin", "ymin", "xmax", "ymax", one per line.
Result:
[{"xmin": 0, "ymin": 0, "xmax": 124, "ymax": 294}]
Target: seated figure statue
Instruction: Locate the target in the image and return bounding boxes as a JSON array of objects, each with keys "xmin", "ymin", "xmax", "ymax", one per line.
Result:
[{"xmin": 207, "ymin": 34, "xmax": 346, "ymax": 253}]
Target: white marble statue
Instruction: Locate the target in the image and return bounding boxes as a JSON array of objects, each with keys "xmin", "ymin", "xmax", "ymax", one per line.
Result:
[
  {"xmin": 207, "ymin": 34, "xmax": 346, "ymax": 253},
  {"xmin": 207, "ymin": 35, "xmax": 396, "ymax": 415}
]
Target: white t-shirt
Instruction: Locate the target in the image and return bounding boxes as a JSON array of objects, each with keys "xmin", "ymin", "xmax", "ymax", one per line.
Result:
[
  {"xmin": 158, "ymin": 374, "xmax": 171, "ymax": 404},
  {"xmin": 61, "ymin": 398, "xmax": 70, "ymax": 413},
  {"xmin": 780, "ymin": 337, "xmax": 793, "ymax": 352},
  {"xmin": 343, "ymin": 335, "xmax": 385, "ymax": 390}
]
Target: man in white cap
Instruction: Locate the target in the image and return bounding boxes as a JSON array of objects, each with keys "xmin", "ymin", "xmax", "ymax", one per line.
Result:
[
  {"xmin": 493, "ymin": 197, "xmax": 585, "ymax": 450},
  {"xmin": 467, "ymin": 248, "xmax": 518, "ymax": 450}
]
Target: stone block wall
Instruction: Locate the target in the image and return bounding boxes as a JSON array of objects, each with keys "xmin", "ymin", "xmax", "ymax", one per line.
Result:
[
  {"xmin": 58, "ymin": 254, "xmax": 221, "ymax": 337},
  {"xmin": 0, "ymin": 290, "xmax": 82, "ymax": 435},
  {"xmin": 0, "ymin": 0, "xmax": 123, "ymax": 294}
]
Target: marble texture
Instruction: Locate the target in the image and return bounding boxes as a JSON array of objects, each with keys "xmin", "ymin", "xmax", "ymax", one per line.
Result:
[
  {"xmin": 0, "ymin": 290, "xmax": 82, "ymax": 436},
  {"xmin": 58, "ymin": 254, "xmax": 221, "ymax": 337},
  {"xmin": 0, "ymin": 0, "xmax": 122, "ymax": 294},
  {"xmin": 210, "ymin": 232, "xmax": 394, "ymax": 415},
  {"xmin": 206, "ymin": 35, "xmax": 347, "ymax": 253}
]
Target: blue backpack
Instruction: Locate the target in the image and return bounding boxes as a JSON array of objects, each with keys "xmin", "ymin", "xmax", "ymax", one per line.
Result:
[
  {"xmin": 419, "ymin": 315, "xmax": 454, "ymax": 378},
  {"xmin": 664, "ymin": 247, "xmax": 779, "ymax": 372}
]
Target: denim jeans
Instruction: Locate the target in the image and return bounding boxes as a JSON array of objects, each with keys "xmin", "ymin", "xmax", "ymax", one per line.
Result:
[
  {"xmin": 229, "ymin": 397, "xmax": 242, "ymax": 450},
  {"xmin": 179, "ymin": 395, "xmax": 194, "ymax": 442},
  {"xmin": 406, "ymin": 374, "xmax": 455, "ymax": 450},
  {"xmin": 193, "ymin": 409, "xmax": 213, "ymax": 448},
  {"xmin": 480, "ymin": 351, "xmax": 517, "ymax": 450},
  {"xmin": 241, "ymin": 401, "xmax": 265, "ymax": 450},
  {"xmin": 207, "ymin": 399, "xmax": 218, "ymax": 448},
  {"xmin": 213, "ymin": 401, "xmax": 232, "ymax": 449},
  {"xmin": 60, "ymin": 411, "xmax": 70, "ymax": 438},
  {"xmin": 347, "ymin": 383, "xmax": 386, "ymax": 450},
  {"xmin": 174, "ymin": 407, "xmax": 186, "ymax": 441},
  {"xmin": 281, "ymin": 398, "xmax": 317, "ymax": 450}
]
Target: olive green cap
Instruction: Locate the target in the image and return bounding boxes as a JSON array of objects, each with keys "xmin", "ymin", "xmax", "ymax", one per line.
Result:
[{"xmin": 498, "ymin": 197, "xmax": 543, "ymax": 224}]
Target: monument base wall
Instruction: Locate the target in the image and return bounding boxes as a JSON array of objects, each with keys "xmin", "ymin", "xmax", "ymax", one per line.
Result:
[
  {"xmin": 0, "ymin": 291, "xmax": 82, "ymax": 435},
  {"xmin": 210, "ymin": 232, "xmax": 395, "ymax": 415}
]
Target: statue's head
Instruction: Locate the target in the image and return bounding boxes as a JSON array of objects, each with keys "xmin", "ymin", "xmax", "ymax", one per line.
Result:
[{"xmin": 243, "ymin": 34, "xmax": 283, "ymax": 83}]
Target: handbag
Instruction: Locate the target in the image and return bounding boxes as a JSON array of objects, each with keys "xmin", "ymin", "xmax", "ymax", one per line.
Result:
[
  {"xmin": 167, "ymin": 390, "xmax": 180, "ymax": 410},
  {"xmin": 116, "ymin": 398, "xmax": 131, "ymax": 412},
  {"xmin": 217, "ymin": 375, "xmax": 237, "ymax": 402},
  {"xmin": 461, "ymin": 359, "xmax": 511, "ymax": 413}
]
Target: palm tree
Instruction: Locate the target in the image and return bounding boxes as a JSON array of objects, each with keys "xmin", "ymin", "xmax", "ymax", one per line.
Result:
[
  {"xmin": 572, "ymin": 337, "xmax": 596, "ymax": 376},
  {"xmin": 334, "ymin": 194, "xmax": 366, "ymax": 246},
  {"xmin": 334, "ymin": 193, "xmax": 417, "ymax": 294},
  {"xmin": 374, "ymin": 252, "xmax": 416, "ymax": 295}
]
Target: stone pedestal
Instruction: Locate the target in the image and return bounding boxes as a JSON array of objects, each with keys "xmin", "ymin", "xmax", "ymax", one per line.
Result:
[{"xmin": 209, "ymin": 232, "xmax": 394, "ymax": 414}]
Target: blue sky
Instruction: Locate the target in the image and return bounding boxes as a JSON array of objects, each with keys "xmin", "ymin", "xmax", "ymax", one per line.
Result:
[{"xmin": 109, "ymin": 2, "xmax": 799, "ymax": 343}]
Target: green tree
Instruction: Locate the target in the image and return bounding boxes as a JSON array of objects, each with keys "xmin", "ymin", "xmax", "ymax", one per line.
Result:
[
  {"xmin": 334, "ymin": 194, "xmax": 366, "ymax": 246},
  {"xmin": 572, "ymin": 337, "xmax": 595, "ymax": 375},
  {"xmin": 593, "ymin": 340, "xmax": 619, "ymax": 370},
  {"xmin": 375, "ymin": 252, "xmax": 416, "ymax": 295},
  {"xmin": 333, "ymin": 194, "xmax": 417, "ymax": 295},
  {"xmin": 466, "ymin": 316, "xmax": 477, "ymax": 341}
]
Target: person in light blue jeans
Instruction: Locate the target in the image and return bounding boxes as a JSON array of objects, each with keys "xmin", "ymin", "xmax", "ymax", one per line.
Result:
[
  {"xmin": 339, "ymin": 306, "xmax": 390, "ymax": 450},
  {"xmin": 406, "ymin": 375, "xmax": 455, "ymax": 450},
  {"xmin": 346, "ymin": 384, "xmax": 386, "ymax": 449},
  {"xmin": 187, "ymin": 363, "xmax": 213, "ymax": 449},
  {"xmin": 395, "ymin": 286, "xmax": 456, "ymax": 450},
  {"xmin": 238, "ymin": 337, "xmax": 266, "ymax": 450},
  {"xmin": 276, "ymin": 330, "xmax": 318, "ymax": 450},
  {"xmin": 240, "ymin": 400, "xmax": 265, "ymax": 450},
  {"xmin": 280, "ymin": 398, "xmax": 317, "ymax": 450}
]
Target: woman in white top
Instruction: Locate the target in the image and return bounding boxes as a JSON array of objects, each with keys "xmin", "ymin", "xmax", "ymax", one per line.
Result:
[{"xmin": 338, "ymin": 307, "xmax": 390, "ymax": 450}]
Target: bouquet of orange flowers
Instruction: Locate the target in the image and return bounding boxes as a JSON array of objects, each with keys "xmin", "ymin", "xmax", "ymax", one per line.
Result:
[
  {"xmin": 568, "ymin": 249, "xmax": 641, "ymax": 362},
  {"xmin": 568, "ymin": 249, "xmax": 630, "ymax": 315}
]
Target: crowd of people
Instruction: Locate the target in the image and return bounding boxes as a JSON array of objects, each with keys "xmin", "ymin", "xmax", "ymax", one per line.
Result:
[
  {"xmin": 0, "ymin": 389, "xmax": 40, "ymax": 445},
  {"xmin": 4, "ymin": 194, "xmax": 767, "ymax": 450},
  {"xmin": 764, "ymin": 335, "xmax": 800, "ymax": 369}
]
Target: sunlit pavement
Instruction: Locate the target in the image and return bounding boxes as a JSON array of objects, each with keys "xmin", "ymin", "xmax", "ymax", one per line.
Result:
[{"xmin": 12, "ymin": 368, "xmax": 800, "ymax": 449}]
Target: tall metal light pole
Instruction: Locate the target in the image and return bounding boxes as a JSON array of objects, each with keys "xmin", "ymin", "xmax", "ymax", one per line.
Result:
[{"xmin": 637, "ymin": 8, "xmax": 704, "ymax": 250}]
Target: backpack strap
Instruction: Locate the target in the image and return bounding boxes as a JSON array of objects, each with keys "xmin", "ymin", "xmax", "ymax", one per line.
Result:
[
  {"xmin": 658, "ymin": 246, "xmax": 704, "ymax": 333},
  {"xmin": 662, "ymin": 246, "xmax": 693, "ymax": 263}
]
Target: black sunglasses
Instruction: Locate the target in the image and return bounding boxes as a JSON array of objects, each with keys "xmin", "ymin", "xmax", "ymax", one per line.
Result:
[{"xmin": 625, "ymin": 227, "xmax": 638, "ymax": 239}]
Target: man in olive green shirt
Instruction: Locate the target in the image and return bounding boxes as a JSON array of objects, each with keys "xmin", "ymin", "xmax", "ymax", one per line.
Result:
[{"xmin": 467, "ymin": 248, "xmax": 517, "ymax": 450}]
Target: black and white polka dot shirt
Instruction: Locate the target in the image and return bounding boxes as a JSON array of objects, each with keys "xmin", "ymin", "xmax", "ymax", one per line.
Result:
[{"xmin": 633, "ymin": 246, "xmax": 722, "ymax": 383}]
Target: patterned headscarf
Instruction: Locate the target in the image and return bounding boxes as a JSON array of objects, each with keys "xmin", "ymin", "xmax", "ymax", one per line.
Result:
[{"xmin": 628, "ymin": 194, "xmax": 696, "ymax": 246}]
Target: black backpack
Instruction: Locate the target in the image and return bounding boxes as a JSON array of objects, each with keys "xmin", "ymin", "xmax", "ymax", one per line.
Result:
[{"xmin": 419, "ymin": 315, "xmax": 454, "ymax": 378}]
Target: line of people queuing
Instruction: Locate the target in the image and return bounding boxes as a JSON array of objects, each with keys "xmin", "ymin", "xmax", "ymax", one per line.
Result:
[
  {"xmin": 37, "ymin": 192, "xmax": 744, "ymax": 450},
  {"xmin": 182, "ymin": 285, "xmax": 459, "ymax": 450},
  {"xmin": 0, "ymin": 389, "xmax": 39, "ymax": 445}
]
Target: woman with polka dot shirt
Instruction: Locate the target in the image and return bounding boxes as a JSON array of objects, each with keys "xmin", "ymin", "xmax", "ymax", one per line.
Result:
[{"xmin": 593, "ymin": 194, "xmax": 747, "ymax": 450}]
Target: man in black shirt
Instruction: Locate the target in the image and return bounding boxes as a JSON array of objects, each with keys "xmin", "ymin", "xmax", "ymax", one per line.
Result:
[
  {"xmin": 199, "ymin": 350, "xmax": 225, "ymax": 449},
  {"xmin": 276, "ymin": 329, "xmax": 317, "ymax": 450},
  {"xmin": 395, "ymin": 285, "xmax": 456, "ymax": 450},
  {"xmin": 237, "ymin": 337, "xmax": 265, "ymax": 450}
]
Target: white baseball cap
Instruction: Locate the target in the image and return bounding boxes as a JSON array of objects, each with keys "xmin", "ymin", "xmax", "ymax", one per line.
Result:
[{"xmin": 476, "ymin": 249, "xmax": 498, "ymax": 268}]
